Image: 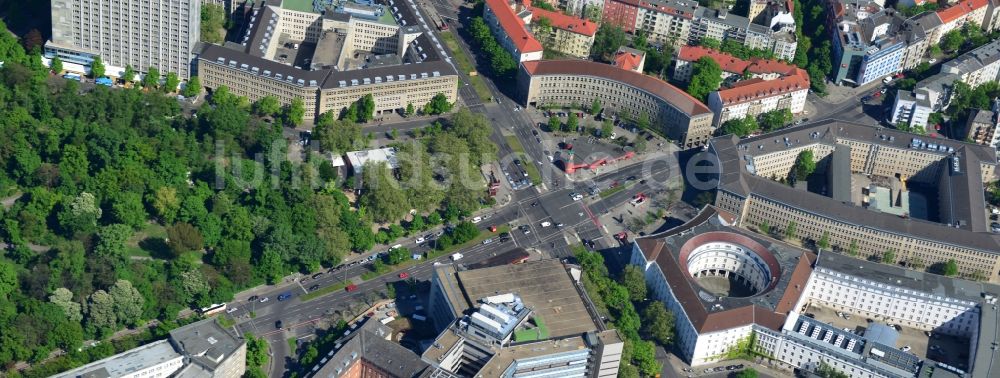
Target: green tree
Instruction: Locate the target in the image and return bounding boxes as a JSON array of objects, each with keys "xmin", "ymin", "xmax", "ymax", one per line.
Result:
[
  {"xmin": 792, "ymin": 149, "xmax": 816, "ymax": 181},
  {"xmin": 0, "ymin": 260, "xmax": 18, "ymax": 299},
  {"xmin": 285, "ymin": 97, "xmax": 306, "ymax": 126},
  {"xmin": 122, "ymin": 64, "xmax": 136, "ymax": 83},
  {"xmin": 406, "ymin": 102, "xmax": 415, "ymax": 116},
  {"xmin": 109, "ymin": 280, "xmax": 145, "ymax": 327},
  {"xmin": 49, "ymin": 287, "xmax": 83, "ymax": 323},
  {"xmin": 86, "ymin": 289, "xmax": 117, "ymax": 335},
  {"xmin": 720, "ymin": 116, "xmax": 759, "ymax": 137},
  {"xmin": 818, "ymin": 231, "xmax": 830, "ymax": 250},
  {"xmin": 111, "ymin": 192, "xmax": 147, "ymax": 230},
  {"xmin": 591, "ymin": 24, "xmax": 626, "ymax": 61},
  {"xmin": 253, "ymin": 96, "xmax": 282, "ymax": 117},
  {"xmin": 360, "ymin": 162, "xmax": 409, "ymax": 223},
  {"xmin": 426, "ymin": 93, "xmax": 453, "ymax": 115},
  {"xmin": 151, "ymin": 187, "xmax": 181, "ymax": 223},
  {"xmin": 759, "ymin": 108, "xmax": 793, "ymax": 132},
  {"xmin": 940, "ymin": 29, "xmax": 963, "ymax": 52},
  {"xmin": 359, "ymin": 94, "xmax": 375, "ymax": 122},
  {"xmin": 622, "ymin": 265, "xmax": 647, "ymax": 301},
  {"xmin": 943, "ymin": 259, "xmax": 959, "ymax": 276},
  {"xmin": 90, "ymin": 56, "xmax": 105, "ymax": 78},
  {"xmin": 387, "ymin": 247, "xmax": 409, "ymax": 265},
  {"xmin": 848, "ymin": 240, "xmax": 859, "ymax": 256},
  {"xmin": 697, "ymin": 37, "xmax": 721, "ymax": 50},
  {"xmin": 142, "ymin": 66, "xmax": 160, "ymax": 89},
  {"xmin": 49, "ymin": 56, "xmax": 62, "ymax": 74},
  {"xmin": 601, "ymin": 119, "xmax": 613, "ymax": 138},
  {"xmin": 882, "ymin": 249, "xmax": 896, "ymax": 264},
  {"xmin": 163, "ymin": 72, "xmax": 180, "ymax": 93},
  {"xmin": 784, "ymin": 221, "xmax": 797, "ymax": 240},
  {"xmin": 566, "ymin": 112, "xmax": 578, "ymax": 132},
  {"xmin": 759, "ymin": 220, "xmax": 771, "ymax": 235},
  {"xmin": 591, "ymin": 98, "xmax": 602, "ymax": 115},
  {"xmin": 182, "ymin": 76, "xmax": 201, "ymax": 98},
  {"xmin": 687, "ymin": 57, "xmax": 722, "ymax": 102},
  {"xmin": 548, "ymin": 115, "xmax": 561, "ymax": 131},
  {"xmin": 641, "ymin": 301, "xmax": 675, "ymax": 346},
  {"xmin": 736, "ymin": 368, "xmax": 759, "ymax": 378},
  {"xmin": 166, "ymin": 222, "xmax": 204, "ymax": 257},
  {"xmin": 93, "ymin": 224, "xmax": 133, "ymax": 262},
  {"xmin": 201, "ymin": 3, "xmax": 227, "ymax": 43},
  {"xmin": 57, "ymin": 192, "xmax": 102, "ymax": 236}
]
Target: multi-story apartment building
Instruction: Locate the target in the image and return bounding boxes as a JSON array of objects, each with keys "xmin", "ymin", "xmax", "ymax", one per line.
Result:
[
  {"xmin": 889, "ymin": 89, "xmax": 933, "ymax": 131},
  {"xmin": 517, "ymin": 59, "xmax": 715, "ymax": 147},
  {"xmin": 672, "ymin": 45, "xmax": 799, "ymax": 83},
  {"xmin": 895, "ymin": 38, "xmax": 1000, "ymax": 123},
  {"xmin": 47, "ymin": 0, "xmax": 201, "ymax": 79},
  {"xmin": 706, "ymin": 68, "xmax": 809, "ymax": 126},
  {"xmin": 601, "ymin": 0, "xmax": 796, "ymax": 59},
  {"xmin": 198, "ymin": 1, "xmax": 458, "ymax": 121},
  {"xmin": 709, "ymin": 120, "xmax": 1000, "ymax": 282},
  {"xmin": 830, "ymin": 6, "xmax": 908, "ymax": 86},
  {"xmin": 613, "ymin": 46, "xmax": 646, "ymax": 72},
  {"xmin": 526, "ymin": 6, "xmax": 597, "ymax": 58},
  {"xmin": 933, "ymin": 0, "xmax": 989, "ymax": 44},
  {"xmin": 565, "ymin": 0, "xmax": 604, "ymax": 17},
  {"xmin": 483, "ymin": 0, "xmax": 544, "ymax": 62},
  {"xmin": 51, "ymin": 319, "xmax": 247, "ymax": 378},
  {"xmin": 630, "ymin": 205, "xmax": 1000, "ymax": 377},
  {"xmin": 963, "ymin": 107, "xmax": 1000, "ymax": 148}
]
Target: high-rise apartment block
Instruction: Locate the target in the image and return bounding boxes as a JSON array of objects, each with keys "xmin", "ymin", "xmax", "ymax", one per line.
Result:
[{"xmin": 47, "ymin": 0, "xmax": 201, "ymax": 79}]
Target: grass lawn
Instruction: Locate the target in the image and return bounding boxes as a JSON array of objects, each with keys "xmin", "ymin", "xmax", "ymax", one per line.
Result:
[
  {"xmin": 439, "ymin": 31, "xmax": 492, "ymax": 101},
  {"xmin": 300, "ymin": 281, "xmax": 350, "ymax": 302},
  {"xmin": 504, "ymin": 135, "xmax": 542, "ymax": 185},
  {"xmin": 125, "ymin": 223, "xmax": 168, "ymax": 258},
  {"xmin": 287, "ymin": 337, "xmax": 297, "ymax": 355},
  {"xmin": 281, "ymin": 0, "xmax": 314, "ymax": 12},
  {"xmin": 599, "ymin": 181, "xmax": 635, "ymax": 199}
]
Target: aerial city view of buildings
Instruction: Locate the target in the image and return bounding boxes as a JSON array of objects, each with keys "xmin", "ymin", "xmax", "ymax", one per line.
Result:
[{"xmin": 2, "ymin": 0, "xmax": 1000, "ymax": 377}]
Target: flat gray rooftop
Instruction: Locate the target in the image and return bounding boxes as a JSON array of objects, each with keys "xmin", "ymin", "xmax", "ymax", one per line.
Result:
[
  {"xmin": 452, "ymin": 259, "xmax": 600, "ymax": 338},
  {"xmin": 50, "ymin": 340, "xmax": 182, "ymax": 378}
]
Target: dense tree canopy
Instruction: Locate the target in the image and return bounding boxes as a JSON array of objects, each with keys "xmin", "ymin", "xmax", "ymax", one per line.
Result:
[{"xmin": 687, "ymin": 57, "xmax": 722, "ymax": 102}]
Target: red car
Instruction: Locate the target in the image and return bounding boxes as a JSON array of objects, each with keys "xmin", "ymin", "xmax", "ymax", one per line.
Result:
[
  {"xmin": 399, "ymin": 272, "xmax": 410, "ymax": 279},
  {"xmin": 346, "ymin": 284, "xmax": 358, "ymax": 292}
]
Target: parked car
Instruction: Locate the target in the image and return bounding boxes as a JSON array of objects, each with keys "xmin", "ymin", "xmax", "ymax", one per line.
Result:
[
  {"xmin": 309, "ymin": 284, "xmax": 320, "ymax": 291},
  {"xmin": 277, "ymin": 292, "xmax": 292, "ymax": 301},
  {"xmin": 259, "ymin": 297, "xmax": 269, "ymax": 303},
  {"xmin": 248, "ymin": 295, "xmax": 259, "ymax": 302}
]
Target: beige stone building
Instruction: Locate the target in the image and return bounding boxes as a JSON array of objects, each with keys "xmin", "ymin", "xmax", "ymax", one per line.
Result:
[
  {"xmin": 518, "ymin": 60, "xmax": 715, "ymax": 147},
  {"xmin": 526, "ymin": 6, "xmax": 597, "ymax": 59},
  {"xmin": 710, "ymin": 120, "xmax": 1000, "ymax": 283},
  {"xmin": 198, "ymin": 3, "xmax": 457, "ymax": 121}
]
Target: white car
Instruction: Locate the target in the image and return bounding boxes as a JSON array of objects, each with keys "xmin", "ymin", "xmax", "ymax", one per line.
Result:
[
  {"xmin": 259, "ymin": 297, "xmax": 269, "ymax": 303},
  {"xmin": 541, "ymin": 221, "xmax": 552, "ymax": 227},
  {"xmin": 450, "ymin": 253, "xmax": 464, "ymax": 261},
  {"xmin": 227, "ymin": 307, "xmax": 239, "ymax": 314},
  {"xmin": 415, "ymin": 237, "xmax": 425, "ymax": 244},
  {"xmin": 471, "ymin": 216, "xmax": 483, "ymax": 224}
]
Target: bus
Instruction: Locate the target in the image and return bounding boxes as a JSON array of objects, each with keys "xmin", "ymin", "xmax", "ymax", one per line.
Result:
[{"xmin": 199, "ymin": 303, "xmax": 228, "ymax": 316}]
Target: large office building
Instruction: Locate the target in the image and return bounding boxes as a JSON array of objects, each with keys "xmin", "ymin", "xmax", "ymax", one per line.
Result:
[
  {"xmin": 47, "ymin": 0, "xmax": 202, "ymax": 79},
  {"xmin": 425, "ymin": 259, "xmax": 624, "ymax": 378},
  {"xmin": 708, "ymin": 119, "xmax": 1000, "ymax": 283},
  {"xmin": 517, "ymin": 59, "xmax": 715, "ymax": 147},
  {"xmin": 526, "ymin": 6, "xmax": 597, "ymax": 59},
  {"xmin": 630, "ymin": 205, "xmax": 1000, "ymax": 377},
  {"xmin": 198, "ymin": 0, "xmax": 458, "ymax": 122},
  {"xmin": 51, "ymin": 318, "xmax": 246, "ymax": 378}
]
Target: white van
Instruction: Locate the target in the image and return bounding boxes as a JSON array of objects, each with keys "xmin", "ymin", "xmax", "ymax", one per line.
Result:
[
  {"xmin": 541, "ymin": 221, "xmax": 552, "ymax": 227},
  {"xmin": 451, "ymin": 253, "xmax": 464, "ymax": 261}
]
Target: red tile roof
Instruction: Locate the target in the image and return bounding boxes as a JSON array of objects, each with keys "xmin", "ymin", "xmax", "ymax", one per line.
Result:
[
  {"xmin": 719, "ymin": 68, "xmax": 809, "ymax": 105},
  {"xmin": 522, "ymin": 60, "xmax": 712, "ymax": 115},
  {"xmin": 613, "ymin": 49, "xmax": 645, "ymax": 71},
  {"xmin": 936, "ymin": 0, "xmax": 988, "ymax": 24},
  {"xmin": 678, "ymin": 46, "xmax": 799, "ymax": 77},
  {"xmin": 528, "ymin": 6, "xmax": 598, "ymax": 36},
  {"xmin": 715, "ymin": 68, "xmax": 810, "ymax": 105},
  {"xmin": 484, "ymin": 0, "xmax": 543, "ymax": 53}
]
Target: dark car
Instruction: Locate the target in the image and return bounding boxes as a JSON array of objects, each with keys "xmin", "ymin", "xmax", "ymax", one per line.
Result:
[
  {"xmin": 309, "ymin": 284, "xmax": 320, "ymax": 291},
  {"xmin": 276, "ymin": 320, "xmax": 283, "ymax": 329},
  {"xmin": 312, "ymin": 272, "xmax": 324, "ymax": 279},
  {"xmin": 248, "ymin": 295, "xmax": 259, "ymax": 302},
  {"xmin": 277, "ymin": 292, "xmax": 293, "ymax": 301}
]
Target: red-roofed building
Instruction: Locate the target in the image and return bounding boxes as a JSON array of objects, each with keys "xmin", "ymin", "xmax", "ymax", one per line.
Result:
[
  {"xmin": 706, "ymin": 68, "xmax": 809, "ymax": 126},
  {"xmin": 672, "ymin": 46, "xmax": 799, "ymax": 82},
  {"xmin": 613, "ymin": 47, "xmax": 646, "ymax": 73},
  {"xmin": 519, "ymin": 60, "xmax": 715, "ymax": 147},
  {"xmin": 526, "ymin": 6, "xmax": 597, "ymax": 58},
  {"xmin": 483, "ymin": 0, "xmax": 544, "ymax": 62},
  {"xmin": 932, "ymin": 0, "xmax": 989, "ymax": 44}
]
